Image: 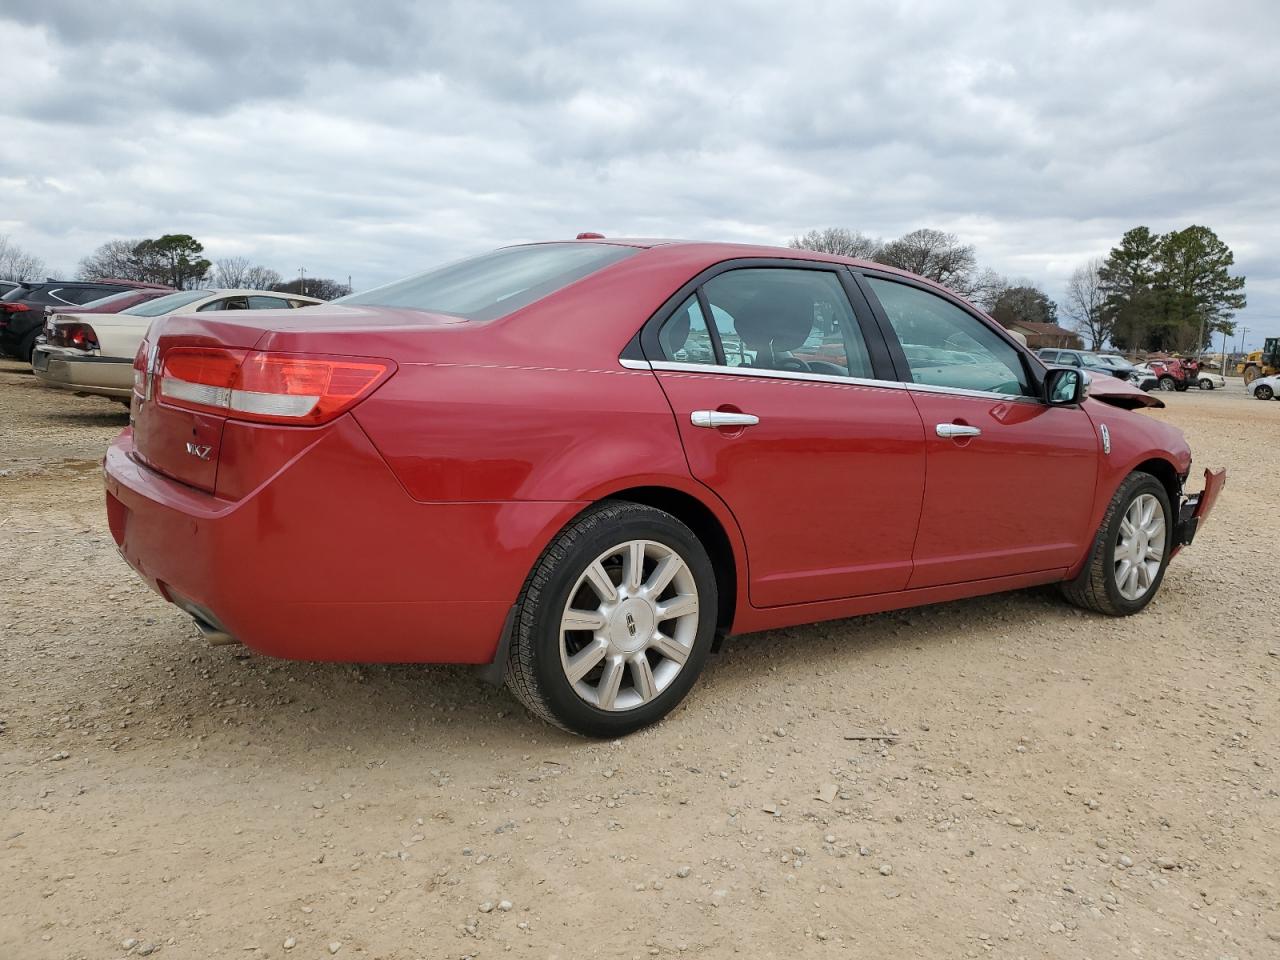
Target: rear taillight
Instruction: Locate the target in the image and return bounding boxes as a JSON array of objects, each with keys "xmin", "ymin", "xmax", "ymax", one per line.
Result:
[
  {"xmin": 133, "ymin": 340, "xmax": 148, "ymax": 398},
  {"xmin": 0, "ymin": 302, "xmax": 31, "ymax": 312},
  {"xmin": 156, "ymin": 347, "xmax": 393, "ymax": 425},
  {"xmin": 49, "ymin": 322, "xmax": 100, "ymax": 350}
]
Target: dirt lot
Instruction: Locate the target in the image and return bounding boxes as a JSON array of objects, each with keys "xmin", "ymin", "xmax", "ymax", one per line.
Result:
[{"xmin": 1, "ymin": 357, "xmax": 1277, "ymax": 960}]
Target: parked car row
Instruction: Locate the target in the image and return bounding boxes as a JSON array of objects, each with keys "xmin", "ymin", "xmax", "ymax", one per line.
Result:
[
  {"xmin": 1034, "ymin": 348, "xmax": 1241, "ymax": 394},
  {"xmin": 1, "ymin": 277, "xmax": 322, "ymax": 403},
  {"xmin": 33, "ymin": 288, "xmax": 322, "ymax": 402}
]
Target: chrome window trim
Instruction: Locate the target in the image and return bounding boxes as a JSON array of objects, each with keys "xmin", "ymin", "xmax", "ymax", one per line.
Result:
[
  {"xmin": 638, "ymin": 358, "xmax": 1048, "ymax": 404},
  {"xmin": 905, "ymin": 381, "xmax": 1044, "ymax": 405},
  {"xmin": 647, "ymin": 359, "xmax": 906, "ymax": 391}
]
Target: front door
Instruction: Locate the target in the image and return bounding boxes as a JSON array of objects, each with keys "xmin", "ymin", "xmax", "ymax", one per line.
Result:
[
  {"xmin": 648, "ymin": 265, "xmax": 927, "ymax": 607},
  {"xmin": 861, "ymin": 275, "xmax": 1098, "ymax": 588}
]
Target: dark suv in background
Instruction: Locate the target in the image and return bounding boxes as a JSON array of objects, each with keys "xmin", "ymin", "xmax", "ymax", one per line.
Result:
[
  {"xmin": 1036, "ymin": 347, "xmax": 1142, "ymax": 383},
  {"xmin": 0, "ymin": 280, "xmax": 172, "ymax": 361}
]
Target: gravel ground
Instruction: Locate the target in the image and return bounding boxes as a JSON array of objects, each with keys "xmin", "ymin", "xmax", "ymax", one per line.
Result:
[{"xmin": 2, "ymin": 357, "xmax": 1278, "ymax": 960}]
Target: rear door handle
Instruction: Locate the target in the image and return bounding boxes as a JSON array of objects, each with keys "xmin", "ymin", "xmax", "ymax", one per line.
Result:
[
  {"xmin": 691, "ymin": 410, "xmax": 760, "ymax": 429},
  {"xmin": 936, "ymin": 423, "xmax": 981, "ymax": 438}
]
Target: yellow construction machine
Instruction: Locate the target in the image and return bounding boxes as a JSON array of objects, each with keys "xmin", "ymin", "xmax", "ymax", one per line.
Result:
[{"xmin": 1238, "ymin": 337, "xmax": 1280, "ymax": 385}]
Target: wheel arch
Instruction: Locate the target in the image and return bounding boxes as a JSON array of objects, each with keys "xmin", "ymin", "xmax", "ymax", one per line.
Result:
[
  {"xmin": 1132, "ymin": 456, "xmax": 1183, "ymax": 508},
  {"xmin": 597, "ymin": 484, "xmax": 741, "ymax": 641}
]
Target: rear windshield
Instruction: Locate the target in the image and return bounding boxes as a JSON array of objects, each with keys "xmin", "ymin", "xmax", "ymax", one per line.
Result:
[
  {"xmin": 122, "ymin": 290, "xmax": 211, "ymax": 316},
  {"xmin": 335, "ymin": 243, "xmax": 639, "ymax": 321},
  {"xmin": 79, "ymin": 290, "xmax": 142, "ymax": 310}
]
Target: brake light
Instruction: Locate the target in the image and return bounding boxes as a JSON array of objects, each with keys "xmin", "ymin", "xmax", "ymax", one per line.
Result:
[
  {"xmin": 157, "ymin": 347, "xmax": 393, "ymax": 424},
  {"xmin": 0, "ymin": 302, "xmax": 30, "ymax": 312},
  {"xmin": 49, "ymin": 322, "xmax": 100, "ymax": 350}
]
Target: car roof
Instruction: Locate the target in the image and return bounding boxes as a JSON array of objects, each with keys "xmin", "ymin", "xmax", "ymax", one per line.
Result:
[{"xmin": 517, "ymin": 238, "xmax": 972, "ymax": 304}]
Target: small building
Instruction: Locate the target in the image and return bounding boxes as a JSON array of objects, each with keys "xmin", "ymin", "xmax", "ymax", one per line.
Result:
[{"xmin": 1001, "ymin": 321, "xmax": 1083, "ymax": 350}]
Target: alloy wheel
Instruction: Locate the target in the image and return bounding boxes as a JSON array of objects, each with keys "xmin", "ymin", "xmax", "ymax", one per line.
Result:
[
  {"xmin": 1113, "ymin": 493, "xmax": 1166, "ymax": 601},
  {"xmin": 558, "ymin": 540, "xmax": 700, "ymax": 712}
]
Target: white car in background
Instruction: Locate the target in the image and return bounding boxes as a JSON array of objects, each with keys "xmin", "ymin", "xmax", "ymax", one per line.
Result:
[
  {"xmin": 1249, "ymin": 373, "xmax": 1280, "ymax": 401},
  {"xmin": 32, "ymin": 289, "xmax": 323, "ymax": 401},
  {"xmin": 1196, "ymin": 371, "xmax": 1227, "ymax": 390}
]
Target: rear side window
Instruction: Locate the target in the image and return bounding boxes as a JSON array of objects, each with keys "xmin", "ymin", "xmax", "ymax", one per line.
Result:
[
  {"xmin": 335, "ymin": 243, "xmax": 639, "ymax": 321},
  {"xmin": 699, "ymin": 268, "xmax": 873, "ymax": 378},
  {"xmin": 247, "ymin": 296, "xmax": 289, "ymax": 309},
  {"xmin": 866, "ymin": 277, "xmax": 1031, "ymax": 396}
]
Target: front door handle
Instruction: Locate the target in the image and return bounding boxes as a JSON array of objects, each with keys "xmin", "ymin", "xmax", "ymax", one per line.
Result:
[
  {"xmin": 936, "ymin": 423, "xmax": 982, "ymax": 438},
  {"xmin": 692, "ymin": 410, "xmax": 760, "ymax": 429}
]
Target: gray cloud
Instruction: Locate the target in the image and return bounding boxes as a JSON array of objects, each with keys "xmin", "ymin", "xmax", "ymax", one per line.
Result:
[{"xmin": 3, "ymin": 0, "xmax": 1277, "ymax": 343}]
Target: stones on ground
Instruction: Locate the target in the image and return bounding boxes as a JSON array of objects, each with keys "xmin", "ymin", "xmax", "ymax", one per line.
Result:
[
  {"xmin": 879, "ymin": 863, "xmax": 893, "ymax": 876},
  {"xmin": 328, "ymin": 942, "xmax": 342, "ymax": 955},
  {"xmin": 479, "ymin": 901, "xmax": 494, "ymax": 913},
  {"xmin": 498, "ymin": 899, "xmax": 513, "ymax": 911},
  {"xmin": 676, "ymin": 865, "xmax": 691, "ymax": 878},
  {"xmin": 1156, "ymin": 856, "xmax": 1178, "ymax": 870},
  {"xmin": 50, "ymin": 751, "xmax": 70, "ymax": 761},
  {"xmin": 136, "ymin": 945, "xmax": 158, "ymax": 957},
  {"xmin": 283, "ymin": 937, "xmax": 297, "ymax": 950},
  {"xmin": 122, "ymin": 939, "xmax": 138, "ymax": 951},
  {"xmin": 1118, "ymin": 854, "xmax": 1134, "ymax": 868},
  {"xmin": 815, "ymin": 783, "xmax": 838, "ymax": 804}
]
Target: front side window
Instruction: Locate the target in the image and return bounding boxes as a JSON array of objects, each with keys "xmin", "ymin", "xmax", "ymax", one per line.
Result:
[
  {"xmin": 698, "ymin": 268, "xmax": 873, "ymax": 378},
  {"xmin": 866, "ymin": 277, "xmax": 1030, "ymax": 396},
  {"xmin": 336, "ymin": 242, "xmax": 639, "ymax": 321}
]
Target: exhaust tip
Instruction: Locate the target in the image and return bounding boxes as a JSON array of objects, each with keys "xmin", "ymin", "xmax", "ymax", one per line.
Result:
[{"xmin": 191, "ymin": 614, "xmax": 241, "ymax": 646}]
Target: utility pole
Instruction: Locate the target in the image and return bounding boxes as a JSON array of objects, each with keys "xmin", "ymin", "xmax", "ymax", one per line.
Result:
[
  {"xmin": 299, "ymin": 267, "xmax": 306, "ymax": 296},
  {"xmin": 1238, "ymin": 325, "xmax": 1249, "ymax": 355}
]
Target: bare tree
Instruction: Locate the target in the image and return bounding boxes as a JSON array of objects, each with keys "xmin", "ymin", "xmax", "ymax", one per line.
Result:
[
  {"xmin": 78, "ymin": 239, "xmax": 147, "ymax": 281},
  {"xmin": 0, "ymin": 234, "xmax": 47, "ymax": 281},
  {"xmin": 970, "ymin": 268, "xmax": 1011, "ymax": 312},
  {"xmin": 789, "ymin": 228, "xmax": 883, "ymax": 260},
  {"xmin": 875, "ymin": 228, "xmax": 978, "ymax": 294},
  {"xmin": 243, "ymin": 265, "xmax": 283, "ymax": 290},
  {"xmin": 1063, "ymin": 257, "xmax": 1109, "ymax": 350},
  {"xmin": 214, "ymin": 256, "xmax": 252, "ymax": 288}
]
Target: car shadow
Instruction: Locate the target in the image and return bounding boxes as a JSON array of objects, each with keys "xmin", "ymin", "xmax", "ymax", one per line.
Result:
[{"xmin": 142, "ymin": 585, "xmax": 1067, "ymax": 754}]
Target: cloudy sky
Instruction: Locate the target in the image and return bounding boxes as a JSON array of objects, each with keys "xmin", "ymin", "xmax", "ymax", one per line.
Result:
[{"xmin": 3, "ymin": 0, "xmax": 1278, "ymax": 346}]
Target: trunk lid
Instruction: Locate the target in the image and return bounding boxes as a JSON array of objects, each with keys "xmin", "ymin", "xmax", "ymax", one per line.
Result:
[{"xmin": 132, "ymin": 305, "xmax": 458, "ymax": 493}]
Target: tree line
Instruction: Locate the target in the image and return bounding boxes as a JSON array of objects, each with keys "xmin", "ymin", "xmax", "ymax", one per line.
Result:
[
  {"xmin": 790, "ymin": 227, "xmax": 1060, "ymax": 331},
  {"xmin": 0, "ymin": 232, "xmax": 351, "ymax": 301},
  {"xmin": 792, "ymin": 224, "xmax": 1246, "ymax": 352}
]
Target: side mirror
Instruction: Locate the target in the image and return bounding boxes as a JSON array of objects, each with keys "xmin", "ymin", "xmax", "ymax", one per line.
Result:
[{"xmin": 1045, "ymin": 367, "xmax": 1088, "ymax": 405}]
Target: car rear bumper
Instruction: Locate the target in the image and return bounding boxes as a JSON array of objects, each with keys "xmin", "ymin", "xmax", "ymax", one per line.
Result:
[
  {"xmin": 1173, "ymin": 467, "xmax": 1227, "ymax": 552},
  {"xmin": 103, "ymin": 419, "xmax": 585, "ymax": 663},
  {"xmin": 33, "ymin": 345, "xmax": 133, "ymax": 397}
]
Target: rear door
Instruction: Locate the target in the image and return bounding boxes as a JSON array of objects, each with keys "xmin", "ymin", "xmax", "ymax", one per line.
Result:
[
  {"xmin": 644, "ymin": 262, "xmax": 927, "ymax": 607},
  {"xmin": 859, "ymin": 273, "xmax": 1098, "ymax": 588}
]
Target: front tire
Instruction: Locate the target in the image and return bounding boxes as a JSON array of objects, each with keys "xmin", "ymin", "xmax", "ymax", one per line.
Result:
[
  {"xmin": 504, "ymin": 502, "xmax": 717, "ymax": 737},
  {"xmin": 1061, "ymin": 472, "xmax": 1172, "ymax": 616},
  {"xmin": 1158, "ymin": 376, "xmax": 1176, "ymax": 392},
  {"xmin": 1198, "ymin": 378, "xmax": 1214, "ymax": 390},
  {"xmin": 1256, "ymin": 384, "xmax": 1275, "ymax": 401}
]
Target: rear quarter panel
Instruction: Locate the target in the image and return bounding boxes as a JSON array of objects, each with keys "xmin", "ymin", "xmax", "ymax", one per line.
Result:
[{"xmin": 93, "ymin": 315, "xmax": 153, "ymax": 359}]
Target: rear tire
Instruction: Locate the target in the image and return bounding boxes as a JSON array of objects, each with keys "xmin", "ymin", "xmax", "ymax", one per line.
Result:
[
  {"xmin": 1198, "ymin": 378, "xmax": 1213, "ymax": 390},
  {"xmin": 19, "ymin": 330, "xmax": 39, "ymax": 366},
  {"xmin": 1060, "ymin": 472, "xmax": 1172, "ymax": 616},
  {"xmin": 1158, "ymin": 376, "xmax": 1176, "ymax": 392},
  {"xmin": 1256, "ymin": 384, "xmax": 1275, "ymax": 401},
  {"xmin": 504, "ymin": 502, "xmax": 717, "ymax": 737}
]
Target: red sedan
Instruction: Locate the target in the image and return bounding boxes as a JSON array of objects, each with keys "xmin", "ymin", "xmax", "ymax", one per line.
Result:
[{"xmin": 104, "ymin": 239, "xmax": 1225, "ymax": 736}]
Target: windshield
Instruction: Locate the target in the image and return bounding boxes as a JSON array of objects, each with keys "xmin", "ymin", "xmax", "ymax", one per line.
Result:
[
  {"xmin": 122, "ymin": 290, "xmax": 211, "ymax": 316},
  {"xmin": 1098, "ymin": 355, "xmax": 1129, "ymax": 367},
  {"xmin": 335, "ymin": 243, "xmax": 640, "ymax": 321}
]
